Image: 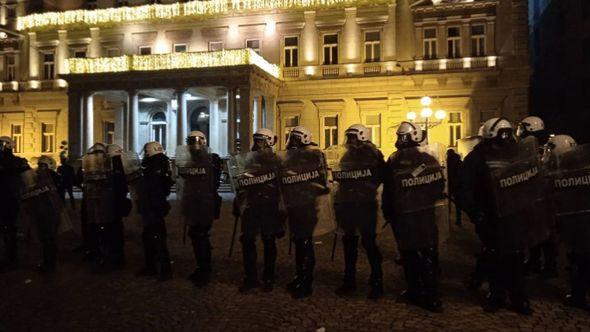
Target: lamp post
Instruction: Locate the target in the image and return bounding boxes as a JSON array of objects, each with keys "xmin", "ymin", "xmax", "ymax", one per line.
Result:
[{"xmin": 406, "ymin": 96, "xmax": 447, "ymax": 144}]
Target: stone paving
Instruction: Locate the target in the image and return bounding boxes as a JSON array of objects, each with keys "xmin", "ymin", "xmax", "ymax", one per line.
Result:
[{"xmin": 1, "ymin": 196, "xmax": 590, "ymax": 331}]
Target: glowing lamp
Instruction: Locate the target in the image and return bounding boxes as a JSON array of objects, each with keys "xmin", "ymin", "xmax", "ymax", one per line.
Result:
[
  {"xmin": 420, "ymin": 96, "xmax": 432, "ymax": 107},
  {"xmin": 435, "ymin": 110, "xmax": 446, "ymax": 120},
  {"xmin": 406, "ymin": 112, "xmax": 417, "ymax": 121},
  {"xmin": 421, "ymin": 107, "xmax": 433, "ymax": 118}
]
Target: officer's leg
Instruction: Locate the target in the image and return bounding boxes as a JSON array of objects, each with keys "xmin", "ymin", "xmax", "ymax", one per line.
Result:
[
  {"xmin": 37, "ymin": 214, "xmax": 58, "ymax": 273},
  {"xmin": 67, "ymin": 186, "xmax": 76, "ymax": 210},
  {"xmin": 418, "ymin": 247, "xmax": 442, "ymax": 312},
  {"xmin": 290, "ymin": 207, "xmax": 317, "ymax": 299},
  {"xmin": 239, "ymin": 234, "xmax": 259, "ymax": 292},
  {"xmin": 527, "ymin": 245, "xmax": 542, "ymax": 275},
  {"xmin": 188, "ymin": 224, "xmax": 212, "ymax": 286},
  {"xmin": 262, "ymin": 234, "xmax": 277, "ymax": 292},
  {"xmin": 0, "ymin": 220, "xmax": 18, "ymax": 269},
  {"xmin": 398, "ymin": 249, "xmax": 421, "ymax": 304},
  {"xmin": 540, "ymin": 237, "xmax": 558, "ymax": 278},
  {"xmin": 335, "ymin": 234, "xmax": 359, "ymax": 295},
  {"xmin": 484, "ymin": 248, "xmax": 507, "ymax": 312},
  {"xmin": 137, "ymin": 222, "xmax": 157, "ymax": 277},
  {"xmin": 154, "ymin": 218, "xmax": 172, "ymax": 281},
  {"xmin": 360, "ymin": 202, "xmax": 383, "ymax": 299},
  {"xmin": 507, "ymin": 251, "xmax": 533, "ymax": 315},
  {"xmin": 109, "ymin": 218, "xmax": 125, "ymax": 266},
  {"xmin": 74, "ymin": 198, "xmax": 88, "ymax": 253},
  {"xmin": 565, "ymin": 252, "xmax": 589, "ymax": 309}
]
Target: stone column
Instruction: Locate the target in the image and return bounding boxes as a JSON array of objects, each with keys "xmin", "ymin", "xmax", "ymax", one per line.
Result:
[
  {"xmin": 67, "ymin": 91, "xmax": 84, "ymax": 161},
  {"xmin": 57, "ymin": 30, "xmax": 68, "ymax": 75},
  {"xmin": 438, "ymin": 24, "xmax": 446, "ymax": 59},
  {"xmin": 209, "ymin": 98, "xmax": 221, "ymax": 154},
  {"xmin": 28, "ymin": 32, "xmax": 38, "ymax": 79},
  {"xmin": 127, "ymin": 90, "xmax": 139, "ymax": 152},
  {"xmin": 89, "ymin": 27, "xmax": 101, "ymax": 58},
  {"xmin": 395, "ymin": 0, "xmax": 415, "ymax": 64},
  {"xmin": 83, "ymin": 93, "xmax": 94, "ymax": 151},
  {"xmin": 414, "ymin": 26, "xmax": 423, "ymax": 59},
  {"xmin": 227, "ymin": 87, "xmax": 237, "ymax": 153},
  {"xmin": 238, "ymin": 87, "xmax": 252, "ymax": 152},
  {"xmin": 263, "ymin": 95, "xmax": 277, "ymax": 132},
  {"xmin": 382, "ymin": 3, "xmax": 397, "ymax": 61},
  {"xmin": 486, "ymin": 21, "xmax": 496, "ymax": 55},
  {"xmin": 175, "ymin": 89, "xmax": 187, "ymax": 147},
  {"xmin": 342, "ymin": 7, "xmax": 361, "ymax": 63},
  {"xmin": 462, "ymin": 22, "xmax": 470, "ymax": 58},
  {"xmin": 301, "ymin": 11, "xmax": 319, "ymax": 66}
]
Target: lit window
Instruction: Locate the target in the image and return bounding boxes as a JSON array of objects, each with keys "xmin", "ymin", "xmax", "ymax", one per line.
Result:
[
  {"xmin": 283, "ymin": 115, "xmax": 300, "ymax": 146},
  {"xmin": 104, "ymin": 121, "xmax": 115, "ymax": 145},
  {"xmin": 322, "ymin": 115, "xmax": 339, "ymax": 149},
  {"xmin": 284, "ymin": 36, "xmax": 299, "ymax": 68},
  {"xmin": 447, "ymin": 27, "xmax": 461, "ymax": 59},
  {"xmin": 151, "ymin": 112, "xmax": 167, "ymax": 150},
  {"xmin": 139, "ymin": 46, "xmax": 152, "ymax": 55},
  {"xmin": 448, "ymin": 112, "xmax": 462, "ymax": 147},
  {"xmin": 364, "ymin": 31, "xmax": 381, "ymax": 63},
  {"xmin": 364, "ymin": 114, "xmax": 381, "ymax": 147},
  {"xmin": 41, "ymin": 123, "xmax": 55, "ymax": 153},
  {"xmin": 6, "ymin": 54, "xmax": 16, "ymax": 81},
  {"xmin": 471, "ymin": 25, "xmax": 486, "ymax": 57},
  {"xmin": 42, "ymin": 52, "xmax": 55, "ymax": 80},
  {"xmin": 423, "ymin": 28, "xmax": 438, "ymax": 60},
  {"xmin": 246, "ymin": 39, "xmax": 260, "ymax": 54},
  {"xmin": 323, "ymin": 34, "xmax": 338, "ymax": 65},
  {"xmin": 11, "ymin": 124, "xmax": 22, "ymax": 153},
  {"xmin": 173, "ymin": 43, "xmax": 187, "ymax": 53},
  {"xmin": 106, "ymin": 48, "xmax": 121, "ymax": 57},
  {"xmin": 209, "ymin": 41, "xmax": 224, "ymax": 52}
]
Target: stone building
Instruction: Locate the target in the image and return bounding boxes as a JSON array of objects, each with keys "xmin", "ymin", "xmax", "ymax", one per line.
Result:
[{"xmin": 0, "ymin": 0, "xmax": 530, "ymax": 162}]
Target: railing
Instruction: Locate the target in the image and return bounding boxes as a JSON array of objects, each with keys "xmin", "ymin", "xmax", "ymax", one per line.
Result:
[
  {"xmin": 363, "ymin": 63, "xmax": 382, "ymax": 75},
  {"xmin": 322, "ymin": 65, "xmax": 340, "ymax": 77},
  {"xmin": 413, "ymin": 56, "xmax": 498, "ymax": 72},
  {"xmin": 282, "ymin": 67, "xmax": 300, "ymax": 78}
]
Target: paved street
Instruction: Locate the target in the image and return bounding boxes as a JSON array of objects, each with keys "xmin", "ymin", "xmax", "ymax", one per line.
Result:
[{"xmin": 1, "ymin": 196, "xmax": 589, "ymax": 331}]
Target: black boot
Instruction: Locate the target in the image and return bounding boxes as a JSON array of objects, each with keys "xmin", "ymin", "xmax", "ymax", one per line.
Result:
[
  {"xmin": 398, "ymin": 250, "xmax": 421, "ymax": 305},
  {"xmin": 189, "ymin": 227, "xmax": 212, "ymax": 287},
  {"xmin": 539, "ymin": 239, "xmax": 558, "ymax": 279},
  {"xmin": 239, "ymin": 236, "xmax": 259, "ymax": 293},
  {"xmin": 484, "ymin": 249, "xmax": 506, "ymax": 313},
  {"xmin": 155, "ymin": 231, "xmax": 172, "ymax": 281},
  {"xmin": 262, "ymin": 236, "xmax": 277, "ymax": 292},
  {"xmin": 291, "ymin": 238, "xmax": 314, "ymax": 299},
  {"xmin": 419, "ymin": 248, "xmax": 442, "ymax": 313},
  {"xmin": 286, "ymin": 238, "xmax": 303, "ymax": 292},
  {"xmin": 565, "ymin": 252, "xmax": 589, "ymax": 310},
  {"xmin": 335, "ymin": 236, "xmax": 358, "ymax": 296},
  {"xmin": 363, "ymin": 235, "xmax": 384, "ymax": 300},
  {"xmin": 137, "ymin": 228, "xmax": 157, "ymax": 277},
  {"xmin": 37, "ymin": 240, "xmax": 57, "ymax": 274}
]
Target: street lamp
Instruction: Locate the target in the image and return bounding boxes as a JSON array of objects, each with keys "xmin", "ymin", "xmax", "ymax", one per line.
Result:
[{"xmin": 406, "ymin": 96, "xmax": 447, "ymax": 144}]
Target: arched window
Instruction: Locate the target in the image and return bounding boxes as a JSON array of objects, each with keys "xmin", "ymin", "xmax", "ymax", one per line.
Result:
[{"xmin": 150, "ymin": 112, "xmax": 167, "ymax": 149}]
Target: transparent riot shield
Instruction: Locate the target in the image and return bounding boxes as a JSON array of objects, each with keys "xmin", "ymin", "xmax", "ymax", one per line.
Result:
[
  {"xmin": 121, "ymin": 151, "xmax": 144, "ymax": 201},
  {"xmin": 175, "ymin": 145, "xmax": 216, "ymax": 225},
  {"xmin": 18, "ymin": 168, "xmax": 63, "ymax": 233},
  {"xmin": 82, "ymin": 152, "xmax": 115, "ymax": 224},
  {"xmin": 277, "ymin": 148, "xmax": 335, "ymax": 237},
  {"xmin": 546, "ymin": 144, "xmax": 590, "ymax": 216},
  {"xmin": 457, "ymin": 136, "xmax": 482, "ymax": 160}
]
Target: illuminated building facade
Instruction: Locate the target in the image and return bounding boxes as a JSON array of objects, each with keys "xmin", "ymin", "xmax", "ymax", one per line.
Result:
[{"xmin": 0, "ymin": 0, "xmax": 530, "ymax": 161}]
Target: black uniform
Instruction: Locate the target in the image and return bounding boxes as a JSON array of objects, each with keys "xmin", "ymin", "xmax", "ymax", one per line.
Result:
[
  {"xmin": 57, "ymin": 159, "xmax": 76, "ymax": 210},
  {"xmin": 0, "ymin": 151, "xmax": 28, "ymax": 270},
  {"xmin": 458, "ymin": 138, "xmax": 542, "ymax": 314},
  {"xmin": 446, "ymin": 149, "xmax": 463, "ymax": 226},
  {"xmin": 232, "ymin": 147, "xmax": 284, "ymax": 292},
  {"xmin": 382, "ymin": 146, "xmax": 444, "ymax": 312},
  {"xmin": 332, "ymin": 142, "xmax": 384, "ymax": 298},
  {"xmin": 137, "ymin": 153, "xmax": 173, "ymax": 280}
]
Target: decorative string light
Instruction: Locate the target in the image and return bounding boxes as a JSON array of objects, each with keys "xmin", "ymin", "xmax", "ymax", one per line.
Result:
[
  {"xmin": 18, "ymin": 0, "xmax": 389, "ymax": 31},
  {"xmin": 65, "ymin": 49, "xmax": 280, "ymax": 78}
]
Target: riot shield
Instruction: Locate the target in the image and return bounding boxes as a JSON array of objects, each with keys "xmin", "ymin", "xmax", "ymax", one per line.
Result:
[
  {"xmin": 82, "ymin": 152, "xmax": 115, "ymax": 224},
  {"xmin": 277, "ymin": 148, "xmax": 335, "ymax": 236},
  {"xmin": 121, "ymin": 151, "xmax": 144, "ymax": 201},
  {"xmin": 330, "ymin": 144, "xmax": 381, "ymax": 204},
  {"xmin": 457, "ymin": 136, "xmax": 482, "ymax": 159},
  {"xmin": 546, "ymin": 144, "xmax": 590, "ymax": 216},
  {"xmin": 18, "ymin": 168, "xmax": 63, "ymax": 232},
  {"xmin": 175, "ymin": 145, "xmax": 216, "ymax": 225}
]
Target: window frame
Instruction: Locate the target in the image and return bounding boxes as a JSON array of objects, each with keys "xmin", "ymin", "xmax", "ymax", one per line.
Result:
[
  {"xmin": 41, "ymin": 122, "xmax": 55, "ymax": 153},
  {"xmin": 42, "ymin": 51, "xmax": 55, "ymax": 80},
  {"xmin": 103, "ymin": 121, "xmax": 115, "ymax": 145},
  {"xmin": 150, "ymin": 112, "xmax": 167, "ymax": 150},
  {"xmin": 5, "ymin": 54, "xmax": 16, "ymax": 81},
  {"xmin": 173, "ymin": 43, "xmax": 187, "ymax": 53},
  {"xmin": 106, "ymin": 47, "xmax": 121, "ymax": 57},
  {"xmin": 363, "ymin": 113, "xmax": 382, "ymax": 147},
  {"xmin": 470, "ymin": 24, "xmax": 486, "ymax": 57},
  {"xmin": 423, "ymin": 27, "xmax": 438, "ymax": 60},
  {"xmin": 283, "ymin": 36, "xmax": 299, "ymax": 68},
  {"xmin": 282, "ymin": 114, "xmax": 300, "ymax": 148},
  {"xmin": 138, "ymin": 46, "xmax": 152, "ymax": 55},
  {"xmin": 11, "ymin": 124, "xmax": 22, "ymax": 154},
  {"xmin": 448, "ymin": 111, "xmax": 463, "ymax": 147},
  {"xmin": 208, "ymin": 41, "xmax": 224, "ymax": 52},
  {"xmin": 245, "ymin": 39, "xmax": 261, "ymax": 54},
  {"xmin": 364, "ymin": 30, "xmax": 381, "ymax": 63},
  {"xmin": 322, "ymin": 33, "xmax": 339, "ymax": 65},
  {"xmin": 321, "ymin": 114, "xmax": 339, "ymax": 149},
  {"xmin": 447, "ymin": 26, "xmax": 462, "ymax": 59}
]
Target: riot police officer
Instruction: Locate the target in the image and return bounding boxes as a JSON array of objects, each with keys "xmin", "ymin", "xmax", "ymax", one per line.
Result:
[
  {"xmin": 517, "ymin": 116, "xmax": 557, "ymax": 278},
  {"xmin": 332, "ymin": 124, "xmax": 384, "ymax": 299},
  {"xmin": 0, "ymin": 136, "xmax": 29, "ymax": 271},
  {"xmin": 543, "ymin": 135, "xmax": 590, "ymax": 310},
  {"xmin": 176, "ymin": 131, "xmax": 222, "ymax": 287},
  {"xmin": 459, "ymin": 117, "xmax": 543, "ymax": 315},
  {"xmin": 135, "ymin": 141, "xmax": 173, "ymax": 281},
  {"xmin": 279, "ymin": 126, "xmax": 329, "ymax": 299},
  {"xmin": 231, "ymin": 129, "xmax": 284, "ymax": 293},
  {"xmin": 382, "ymin": 122, "xmax": 445, "ymax": 313}
]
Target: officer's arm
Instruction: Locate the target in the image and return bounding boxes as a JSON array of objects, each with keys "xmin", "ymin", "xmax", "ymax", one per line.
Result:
[
  {"xmin": 381, "ymin": 157, "xmax": 395, "ymax": 222},
  {"xmin": 457, "ymin": 152, "xmax": 482, "ymax": 222}
]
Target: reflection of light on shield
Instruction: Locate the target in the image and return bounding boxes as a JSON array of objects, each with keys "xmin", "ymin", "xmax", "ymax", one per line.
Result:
[{"xmin": 314, "ymin": 194, "xmax": 336, "ymax": 237}]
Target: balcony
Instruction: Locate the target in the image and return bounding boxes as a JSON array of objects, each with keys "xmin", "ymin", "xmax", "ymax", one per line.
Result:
[
  {"xmin": 413, "ymin": 56, "xmax": 498, "ymax": 72},
  {"xmin": 322, "ymin": 65, "xmax": 340, "ymax": 77}
]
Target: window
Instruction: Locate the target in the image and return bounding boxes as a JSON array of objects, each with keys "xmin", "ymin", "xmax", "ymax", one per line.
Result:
[
  {"xmin": 447, "ymin": 27, "xmax": 461, "ymax": 59},
  {"xmin": 41, "ymin": 123, "xmax": 55, "ymax": 153},
  {"xmin": 11, "ymin": 124, "xmax": 22, "ymax": 154},
  {"xmin": 364, "ymin": 114, "xmax": 381, "ymax": 147},
  {"xmin": 87, "ymin": 0, "xmax": 97, "ymax": 9},
  {"xmin": 284, "ymin": 36, "xmax": 299, "ymax": 67},
  {"xmin": 209, "ymin": 41, "xmax": 224, "ymax": 52},
  {"xmin": 471, "ymin": 25, "xmax": 486, "ymax": 57},
  {"xmin": 364, "ymin": 31, "xmax": 381, "ymax": 63},
  {"xmin": 423, "ymin": 28, "xmax": 438, "ymax": 60},
  {"xmin": 139, "ymin": 46, "xmax": 152, "ymax": 55},
  {"xmin": 323, "ymin": 34, "xmax": 338, "ymax": 65},
  {"xmin": 42, "ymin": 52, "xmax": 55, "ymax": 80},
  {"xmin": 283, "ymin": 115, "xmax": 300, "ymax": 145},
  {"xmin": 6, "ymin": 55, "xmax": 16, "ymax": 81},
  {"xmin": 151, "ymin": 112, "xmax": 167, "ymax": 149},
  {"xmin": 6, "ymin": 6, "xmax": 15, "ymax": 19},
  {"xmin": 246, "ymin": 39, "xmax": 261, "ymax": 54},
  {"xmin": 322, "ymin": 115, "xmax": 339, "ymax": 149},
  {"xmin": 116, "ymin": 0, "xmax": 129, "ymax": 7},
  {"xmin": 104, "ymin": 121, "xmax": 115, "ymax": 145},
  {"xmin": 106, "ymin": 48, "xmax": 121, "ymax": 57},
  {"xmin": 173, "ymin": 43, "xmax": 187, "ymax": 53},
  {"xmin": 73, "ymin": 50, "xmax": 87, "ymax": 58},
  {"xmin": 448, "ymin": 112, "xmax": 462, "ymax": 147}
]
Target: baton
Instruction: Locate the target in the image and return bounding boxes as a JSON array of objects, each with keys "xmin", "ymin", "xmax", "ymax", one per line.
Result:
[
  {"xmin": 228, "ymin": 215, "xmax": 239, "ymax": 257},
  {"xmin": 330, "ymin": 232, "xmax": 338, "ymax": 262}
]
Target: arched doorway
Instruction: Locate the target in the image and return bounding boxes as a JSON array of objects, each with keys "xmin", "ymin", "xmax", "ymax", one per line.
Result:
[
  {"xmin": 189, "ymin": 106, "xmax": 210, "ymax": 143},
  {"xmin": 150, "ymin": 111, "xmax": 167, "ymax": 150}
]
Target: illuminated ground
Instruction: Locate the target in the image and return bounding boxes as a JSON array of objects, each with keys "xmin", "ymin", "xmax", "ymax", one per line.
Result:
[{"xmin": 1, "ymin": 196, "xmax": 589, "ymax": 331}]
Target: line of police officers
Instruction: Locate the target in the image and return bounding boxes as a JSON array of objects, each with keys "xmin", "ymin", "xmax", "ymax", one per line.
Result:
[{"xmin": 0, "ymin": 114, "xmax": 589, "ymax": 314}]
